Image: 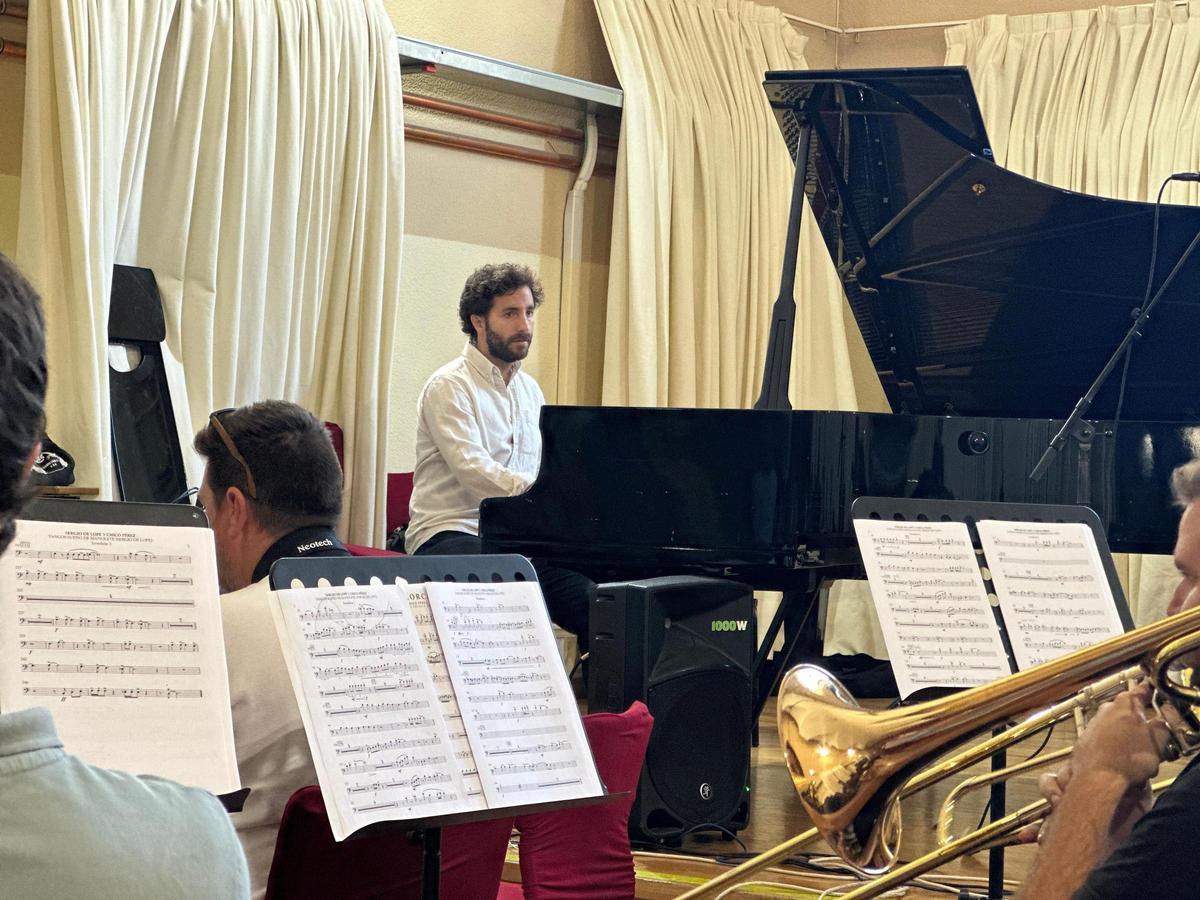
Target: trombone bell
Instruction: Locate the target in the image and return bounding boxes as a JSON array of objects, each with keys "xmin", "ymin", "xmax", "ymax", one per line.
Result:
[{"xmin": 777, "ymin": 665, "xmax": 902, "ymax": 873}]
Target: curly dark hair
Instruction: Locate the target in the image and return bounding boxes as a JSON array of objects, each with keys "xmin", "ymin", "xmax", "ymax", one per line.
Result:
[
  {"xmin": 0, "ymin": 254, "xmax": 47, "ymax": 556},
  {"xmin": 458, "ymin": 263, "xmax": 544, "ymax": 336},
  {"xmin": 194, "ymin": 400, "xmax": 342, "ymax": 535}
]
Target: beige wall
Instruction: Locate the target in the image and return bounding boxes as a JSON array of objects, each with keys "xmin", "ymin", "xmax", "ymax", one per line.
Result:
[
  {"xmin": 386, "ymin": 0, "xmax": 619, "ymax": 86},
  {"xmin": 0, "ymin": 24, "xmax": 25, "ymax": 258},
  {"xmin": 383, "ymin": 1, "xmax": 617, "ymax": 473},
  {"xmin": 830, "ymin": 0, "xmax": 1098, "ymax": 68}
]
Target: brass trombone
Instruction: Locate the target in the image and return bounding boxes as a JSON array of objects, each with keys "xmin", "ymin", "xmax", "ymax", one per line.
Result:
[{"xmin": 679, "ymin": 609, "xmax": 1200, "ymax": 899}]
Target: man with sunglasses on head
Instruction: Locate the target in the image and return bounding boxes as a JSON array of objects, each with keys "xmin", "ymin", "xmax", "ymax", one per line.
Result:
[
  {"xmin": 194, "ymin": 401, "xmax": 349, "ymax": 897},
  {"xmin": 0, "ymin": 253, "xmax": 249, "ymax": 897}
]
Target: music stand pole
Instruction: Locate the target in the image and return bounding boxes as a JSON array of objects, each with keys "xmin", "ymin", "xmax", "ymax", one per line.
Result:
[
  {"xmin": 420, "ymin": 827, "xmax": 441, "ymax": 900},
  {"xmin": 1030, "ymin": 199, "xmax": 1200, "ymax": 481}
]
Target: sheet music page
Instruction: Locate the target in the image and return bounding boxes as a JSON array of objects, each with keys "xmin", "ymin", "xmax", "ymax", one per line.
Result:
[
  {"xmin": 853, "ymin": 519, "xmax": 1011, "ymax": 698},
  {"xmin": 976, "ymin": 520, "xmax": 1126, "ymax": 669},
  {"xmin": 270, "ymin": 583, "xmax": 470, "ymax": 841},
  {"xmin": 404, "ymin": 582, "xmax": 485, "ymax": 808},
  {"xmin": 0, "ymin": 520, "xmax": 240, "ymax": 793},
  {"xmin": 425, "ymin": 581, "xmax": 603, "ymax": 807}
]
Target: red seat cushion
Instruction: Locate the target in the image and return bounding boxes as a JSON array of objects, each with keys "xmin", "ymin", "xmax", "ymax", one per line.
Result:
[
  {"xmin": 265, "ymin": 787, "xmax": 514, "ymax": 899},
  {"xmin": 512, "ymin": 702, "xmax": 653, "ymax": 899}
]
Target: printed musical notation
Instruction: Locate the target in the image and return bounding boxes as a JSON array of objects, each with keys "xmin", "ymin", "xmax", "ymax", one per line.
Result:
[
  {"xmin": 853, "ymin": 519, "xmax": 1012, "ymax": 699},
  {"xmin": 15, "ymin": 569, "xmax": 193, "ymax": 587},
  {"xmin": 271, "ymin": 584, "xmax": 470, "ymax": 841},
  {"xmin": 23, "ymin": 686, "xmax": 203, "ymax": 700},
  {"xmin": 19, "ymin": 639, "xmax": 199, "ymax": 653},
  {"xmin": 0, "ymin": 518, "xmax": 240, "ymax": 795},
  {"xmin": 15, "ymin": 548, "xmax": 191, "ymax": 564},
  {"xmin": 977, "ymin": 520, "xmax": 1125, "ymax": 669},
  {"xmin": 427, "ymin": 581, "xmax": 602, "ymax": 807},
  {"xmin": 406, "ymin": 584, "xmax": 487, "ymax": 805},
  {"xmin": 18, "ymin": 615, "xmax": 197, "ymax": 631}
]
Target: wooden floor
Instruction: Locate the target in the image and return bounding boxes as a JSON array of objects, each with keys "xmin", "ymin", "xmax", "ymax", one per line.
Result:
[{"xmin": 504, "ymin": 695, "xmax": 1188, "ymax": 898}]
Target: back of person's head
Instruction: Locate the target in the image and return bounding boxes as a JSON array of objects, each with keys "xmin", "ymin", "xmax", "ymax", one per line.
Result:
[
  {"xmin": 0, "ymin": 254, "xmax": 47, "ymax": 556},
  {"xmin": 458, "ymin": 263, "xmax": 544, "ymax": 336},
  {"xmin": 193, "ymin": 401, "xmax": 342, "ymax": 535}
]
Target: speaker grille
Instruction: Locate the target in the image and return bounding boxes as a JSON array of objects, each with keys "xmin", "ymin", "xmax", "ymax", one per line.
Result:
[{"xmin": 644, "ymin": 668, "xmax": 750, "ymax": 828}]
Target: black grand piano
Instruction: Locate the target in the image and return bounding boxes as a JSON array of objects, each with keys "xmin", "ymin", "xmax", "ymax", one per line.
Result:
[{"xmin": 481, "ymin": 68, "xmax": 1200, "ymax": 698}]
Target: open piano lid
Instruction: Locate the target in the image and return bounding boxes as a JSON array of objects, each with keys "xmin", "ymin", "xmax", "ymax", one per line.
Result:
[{"xmin": 765, "ymin": 66, "xmax": 1200, "ymax": 422}]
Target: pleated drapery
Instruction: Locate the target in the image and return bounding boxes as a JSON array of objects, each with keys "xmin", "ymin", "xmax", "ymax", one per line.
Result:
[
  {"xmin": 18, "ymin": 0, "xmax": 404, "ymax": 544},
  {"xmin": 592, "ymin": 0, "xmax": 886, "ymax": 412}
]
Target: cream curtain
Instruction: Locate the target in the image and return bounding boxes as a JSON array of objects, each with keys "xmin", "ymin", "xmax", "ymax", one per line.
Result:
[
  {"xmin": 943, "ymin": 2, "xmax": 1200, "ymax": 626},
  {"xmin": 592, "ymin": 0, "xmax": 885, "ymax": 411},
  {"xmin": 18, "ymin": 0, "xmax": 404, "ymax": 544},
  {"xmin": 592, "ymin": 0, "xmax": 889, "ymax": 657}
]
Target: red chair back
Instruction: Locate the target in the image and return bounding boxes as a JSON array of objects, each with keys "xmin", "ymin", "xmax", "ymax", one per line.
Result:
[
  {"xmin": 512, "ymin": 702, "xmax": 653, "ymax": 899},
  {"xmin": 264, "ymin": 787, "xmax": 513, "ymax": 900},
  {"xmin": 344, "ymin": 543, "xmax": 402, "ymax": 557},
  {"xmin": 387, "ymin": 471, "xmax": 415, "ymax": 535},
  {"xmin": 324, "ymin": 422, "xmax": 345, "ymax": 471},
  {"xmin": 264, "ymin": 786, "xmax": 422, "ymax": 899}
]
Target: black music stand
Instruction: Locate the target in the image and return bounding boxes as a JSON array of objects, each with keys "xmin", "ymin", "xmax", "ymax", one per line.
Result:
[
  {"xmin": 268, "ymin": 553, "xmax": 619, "ymax": 900},
  {"xmin": 18, "ymin": 498, "xmax": 251, "ymax": 813},
  {"xmin": 851, "ymin": 497, "xmax": 1131, "ymax": 900}
]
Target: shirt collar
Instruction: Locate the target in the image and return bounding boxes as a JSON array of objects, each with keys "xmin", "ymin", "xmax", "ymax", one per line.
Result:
[
  {"xmin": 251, "ymin": 525, "xmax": 350, "ymax": 584},
  {"xmin": 462, "ymin": 340, "xmax": 520, "ymax": 384},
  {"xmin": 0, "ymin": 707, "xmax": 62, "ymax": 758}
]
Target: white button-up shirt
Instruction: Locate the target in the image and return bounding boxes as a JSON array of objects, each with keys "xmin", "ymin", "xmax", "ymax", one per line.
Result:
[{"xmin": 405, "ymin": 342, "xmax": 544, "ymax": 553}]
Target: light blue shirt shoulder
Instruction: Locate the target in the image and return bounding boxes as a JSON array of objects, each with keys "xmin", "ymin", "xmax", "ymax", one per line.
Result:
[{"xmin": 0, "ymin": 707, "xmax": 249, "ymax": 898}]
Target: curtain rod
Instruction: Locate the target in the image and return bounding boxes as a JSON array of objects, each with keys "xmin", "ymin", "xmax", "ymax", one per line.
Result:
[
  {"xmin": 783, "ymin": 12, "xmax": 965, "ymax": 34},
  {"xmin": 784, "ymin": 0, "xmax": 1192, "ymax": 36}
]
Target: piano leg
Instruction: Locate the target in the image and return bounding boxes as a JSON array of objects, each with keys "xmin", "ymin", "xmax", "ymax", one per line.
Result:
[{"xmin": 752, "ymin": 566, "xmax": 859, "ymax": 725}]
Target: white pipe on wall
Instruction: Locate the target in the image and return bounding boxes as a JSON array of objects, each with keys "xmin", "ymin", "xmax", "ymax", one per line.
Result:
[{"xmin": 556, "ymin": 112, "xmax": 599, "ymax": 405}]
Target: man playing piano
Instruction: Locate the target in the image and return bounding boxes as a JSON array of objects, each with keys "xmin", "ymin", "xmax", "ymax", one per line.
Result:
[
  {"xmin": 1018, "ymin": 460, "xmax": 1200, "ymax": 899},
  {"xmin": 406, "ymin": 263, "xmax": 592, "ymax": 647},
  {"xmin": 0, "ymin": 253, "xmax": 249, "ymax": 897}
]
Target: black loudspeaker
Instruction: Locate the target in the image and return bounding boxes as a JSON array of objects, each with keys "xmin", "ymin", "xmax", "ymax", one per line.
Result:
[{"xmin": 588, "ymin": 576, "xmax": 755, "ymax": 843}]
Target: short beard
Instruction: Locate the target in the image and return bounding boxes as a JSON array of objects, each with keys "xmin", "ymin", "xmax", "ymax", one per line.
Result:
[{"xmin": 484, "ymin": 323, "xmax": 530, "ymax": 363}]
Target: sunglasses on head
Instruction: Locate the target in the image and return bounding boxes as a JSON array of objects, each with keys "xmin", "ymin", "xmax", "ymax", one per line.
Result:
[{"xmin": 208, "ymin": 408, "xmax": 258, "ymax": 500}]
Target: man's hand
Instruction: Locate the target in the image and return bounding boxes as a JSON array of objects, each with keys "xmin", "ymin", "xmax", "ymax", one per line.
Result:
[
  {"xmin": 1016, "ymin": 688, "xmax": 1166, "ymax": 847},
  {"xmin": 1072, "ymin": 689, "xmax": 1169, "ymax": 784}
]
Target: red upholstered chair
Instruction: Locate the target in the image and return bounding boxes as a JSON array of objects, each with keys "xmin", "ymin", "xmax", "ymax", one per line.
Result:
[
  {"xmin": 265, "ymin": 786, "xmax": 514, "ymax": 899},
  {"xmin": 344, "ymin": 543, "xmax": 402, "ymax": 558},
  {"xmin": 263, "ymin": 786, "xmax": 422, "ymax": 899},
  {"xmin": 324, "ymin": 422, "xmax": 345, "ymax": 470},
  {"xmin": 504, "ymin": 701, "xmax": 654, "ymax": 899},
  {"xmin": 387, "ymin": 471, "xmax": 415, "ymax": 536}
]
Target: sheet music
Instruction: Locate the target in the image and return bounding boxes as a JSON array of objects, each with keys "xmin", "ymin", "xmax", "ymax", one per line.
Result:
[
  {"xmin": 0, "ymin": 520, "xmax": 240, "ymax": 793},
  {"xmin": 425, "ymin": 581, "xmax": 602, "ymax": 807},
  {"xmin": 404, "ymin": 582, "xmax": 485, "ymax": 807},
  {"xmin": 977, "ymin": 520, "xmax": 1126, "ymax": 669},
  {"xmin": 853, "ymin": 519, "xmax": 1011, "ymax": 698},
  {"xmin": 270, "ymin": 583, "xmax": 469, "ymax": 840}
]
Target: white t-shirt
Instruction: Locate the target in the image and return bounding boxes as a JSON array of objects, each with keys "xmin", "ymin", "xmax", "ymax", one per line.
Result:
[
  {"xmin": 221, "ymin": 578, "xmax": 317, "ymax": 899},
  {"xmin": 406, "ymin": 341, "xmax": 544, "ymax": 552}
]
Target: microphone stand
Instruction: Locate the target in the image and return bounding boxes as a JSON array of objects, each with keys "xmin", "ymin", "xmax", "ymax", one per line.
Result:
[{"xmin": 1030, "ymin": 175, "xmax": 1200, "ymax": 481}]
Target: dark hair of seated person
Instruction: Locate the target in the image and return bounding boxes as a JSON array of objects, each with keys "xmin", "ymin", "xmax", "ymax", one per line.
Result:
[
  {"xmin": 0, "ymin": 253, "xmax": 47, "ymax": 557},
  {"xmin": 193, "ymin": 400, "xmax": 343, "ymax": 536},
  {"xmin": 457, "ymin": 262, "xmax": 545, "ymax": 336}
]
